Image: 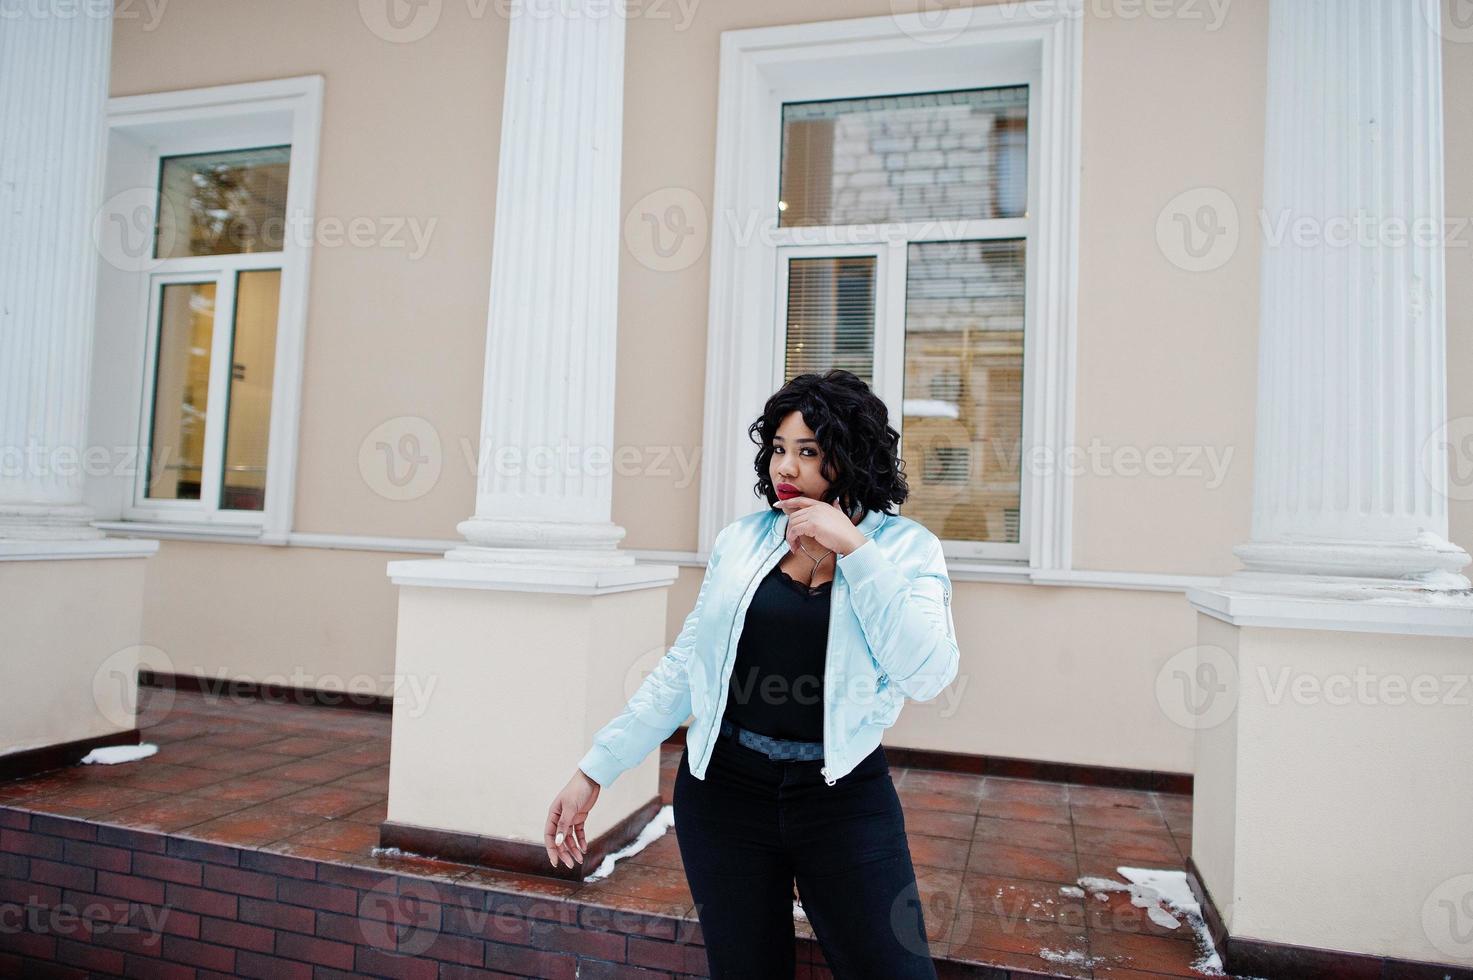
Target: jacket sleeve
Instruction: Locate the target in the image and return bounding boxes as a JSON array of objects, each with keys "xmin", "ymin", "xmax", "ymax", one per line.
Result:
[
  {"xmin": 576, "ymin": 524, "xmax": 729, "ymax": 789},
  {"xmin": 835, "ymin": 533, "xmax": 959, "ymax": 703}
]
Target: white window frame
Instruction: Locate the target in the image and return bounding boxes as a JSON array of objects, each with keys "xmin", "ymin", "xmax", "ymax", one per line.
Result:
[
  {"xmin": 699, "ymin": 3, "xmax": 1081, "ymax": 575},
  {"xmin": 774, "ymin": 242, "xmax": 890, "ymax": 395},
  {"xmin": 88, "ymin": 76, "xmax": 323, "ymax": 544}
]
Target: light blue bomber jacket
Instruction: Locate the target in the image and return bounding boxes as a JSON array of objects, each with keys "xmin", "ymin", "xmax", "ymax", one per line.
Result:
[{"xmin": 577, "ymin": 504, "xmax": 959, "ymax": 788}]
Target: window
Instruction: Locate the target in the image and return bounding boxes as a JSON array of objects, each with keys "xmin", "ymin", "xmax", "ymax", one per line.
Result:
[
  {"xmin": 90, "ymin": 77, "xmax": 323, "ymax": 542},
  {"xmin": 775, "ymin": 89, "xmax": 1029, "ymax": 551},
  {"xmin": 702, "ymin": 5, "xmax": 1081, "ymax": 570},
  {"xmin": 778, "ymin": 87, "xmax": 1027, "ymax": 227},
  {"xmin": 142, "ymin": 148, "xmax": 289, "ymax": 514}
]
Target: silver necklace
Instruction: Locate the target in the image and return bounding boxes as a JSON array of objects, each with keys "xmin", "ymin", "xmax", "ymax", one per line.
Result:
[{"xmin": 795, "ymin": 537, "xmax": 834, "ymax": 589}]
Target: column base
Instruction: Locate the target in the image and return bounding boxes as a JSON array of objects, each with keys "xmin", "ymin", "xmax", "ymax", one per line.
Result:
[
  {"xmin": 379, "ymin": 799, "xmax": 664, "ymax": 882},
  {"xmin": 0, "ymin": 553, "xmax": 151, "ymax": 763},
  {"xmin": 455, "ymin": 515, "xmax": 627, "ymax": 553},
  {"xmin": 1187, "ymin": 611, "xmax": 1473, "ymax": 968},
  {"xmin": 1188, "ymin": 580, "xmax": 1473, "ymax": 638},
  {"xmin": 444, "ymin": 544, "xmax": 637, "ymax": 569},
  {"xmin": 1232, "ymin": 532, "xmax": 1471, "ymax": 588},
  {"xmin": 0, "ymin": 503, "xmax": 107, "ymax": 542},
  {"xmin": 385, "ymin": 561, "xmax": 678, "ymax": 864}
]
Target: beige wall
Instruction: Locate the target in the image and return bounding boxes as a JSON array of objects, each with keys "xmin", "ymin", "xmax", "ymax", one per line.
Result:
[
  {"xmin": 107, "ymin": 0, "xmax": 1473, "ymax": 776},
  {"xmin": 138, "ymin": 541, "xmax": 411, "ymax": 698},
  {"xmin": 112, "ymin": 0, "xmax": 511, "ymax": 542}
]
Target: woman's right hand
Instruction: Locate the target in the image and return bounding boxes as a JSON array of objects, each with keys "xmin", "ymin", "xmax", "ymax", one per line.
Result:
[{"xmin": 544, "ymin": 768, "xmax": 600, "ymax": 869}]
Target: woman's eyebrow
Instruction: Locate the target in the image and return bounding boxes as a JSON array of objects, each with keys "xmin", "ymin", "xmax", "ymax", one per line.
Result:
[{"xmin": 773, "ymin": 436, "xmax": 818, "ymax": 444}]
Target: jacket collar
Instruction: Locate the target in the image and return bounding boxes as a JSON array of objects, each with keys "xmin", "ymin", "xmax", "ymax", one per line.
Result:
[{"xmin": 767, "ymin": 504, "xmax": 888, "ymax": 542}]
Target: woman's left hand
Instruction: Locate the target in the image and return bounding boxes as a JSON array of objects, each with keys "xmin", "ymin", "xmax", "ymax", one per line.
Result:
[{"xmin": 775, "ymin": 497, "xmax": 868, "ymax": 556}]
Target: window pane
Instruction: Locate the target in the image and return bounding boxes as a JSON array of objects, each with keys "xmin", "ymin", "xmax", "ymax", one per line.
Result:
[
  {"xmin": 220, "ymin": 270, "xmax": 280, "ymax": 511},
  {"xmin": 783, "ymin": 256, "xmax": 876, "ymax": 385},
  {"xmin": 780, "ymin": 87, "xmax": 1027, "ymax": 228},
  {"xmin": 901, "ymin": 239, "xmax": 1025, "ymax": 543},
  {"xmin": 155, "ymin": 146, "xmax": 291, "ymax": 258},
  {"xmin": 146, "ymin": 282, "xmax": 216, "ymax": 501}
]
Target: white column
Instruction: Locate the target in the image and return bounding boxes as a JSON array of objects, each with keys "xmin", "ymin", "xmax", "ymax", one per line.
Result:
[
  {"xmin": 1225, "ymin": 0, "xmax": 1470, "ymax": 596},
  {"xmin": 385, "ymin": 1, "xmax": 674, "ymax": 859},
  {"xmin": 0, "ymin": 3, "xmax": 113, "ymax": 542},
  {"xmin": 448, "ymin": 0, "xmax": 633, "ymax": 570}
]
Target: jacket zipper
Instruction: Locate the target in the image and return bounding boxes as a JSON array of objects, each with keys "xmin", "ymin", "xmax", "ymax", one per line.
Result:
[
  {"xmin": 820, "ymin": 578, "xmax": 837, "ymax": 786},
  {"xmin": 822, "ymin": 522, "xmax": 889, "ymax": 785},
  {"xmin": 698, "ymin": 535, "xmax": 787, "ymax": 776}
]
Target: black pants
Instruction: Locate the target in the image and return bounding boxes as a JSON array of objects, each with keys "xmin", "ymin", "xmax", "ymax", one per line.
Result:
[{"xmin": 672, "ymin": 729, "xmax": 938, "ymax": 979}]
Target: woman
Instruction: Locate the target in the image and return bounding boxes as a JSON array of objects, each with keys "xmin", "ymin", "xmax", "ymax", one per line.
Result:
[{"xmin": 544, "ymin": 369, "xmax": 958, "ymax": 978}]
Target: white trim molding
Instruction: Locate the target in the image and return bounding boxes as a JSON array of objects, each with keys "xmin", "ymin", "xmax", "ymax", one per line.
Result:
[
  {"xmin": 90, "ymin": 520, "xmax": 1213, "ymax": 592},
  {"xmin": 0, "ymin": 538, "xmax": 158, "ymax": 562},
  {"xmin": 87, "ymin": 75, "xmax": 324, "ymax": 546},
  {"xmin": 698, "ymin": 1, "xmax": 1083, "ymax": 574}
]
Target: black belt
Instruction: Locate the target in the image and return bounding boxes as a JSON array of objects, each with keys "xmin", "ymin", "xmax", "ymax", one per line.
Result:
[{"xmin": 718, "ymin": 717, "xmax": 824, "ymax": 761}]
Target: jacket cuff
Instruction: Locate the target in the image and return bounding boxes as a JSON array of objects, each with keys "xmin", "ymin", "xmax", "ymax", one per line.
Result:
[
  {"xmin": 576, "ymin": 743, "xmax": 626, "ymax": 789},
  {"xmin": 837, "ymin": 537, "xmax": 901, "ymax": 587}
]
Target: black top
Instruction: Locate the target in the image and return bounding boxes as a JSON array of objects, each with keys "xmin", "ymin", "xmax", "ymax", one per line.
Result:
[{"xmin": 721, "ymin": 562, "xmax": 832, "ymax": 741}]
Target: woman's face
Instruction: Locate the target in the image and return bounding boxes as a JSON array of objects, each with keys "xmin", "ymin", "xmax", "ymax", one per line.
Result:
[{"xmin": 770, "ymin": 411, "xmax": 835, "ymax": 507}]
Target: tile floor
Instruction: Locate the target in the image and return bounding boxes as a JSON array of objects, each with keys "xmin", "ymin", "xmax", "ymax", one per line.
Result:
[{"xmin": 0, "ymin": 688, "xmax": 1238, "ymax": 978}]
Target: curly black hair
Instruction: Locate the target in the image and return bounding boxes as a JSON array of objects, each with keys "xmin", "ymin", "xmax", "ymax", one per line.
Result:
[{"xmin": 748, "ymin": 369, "xmax": 910, "ymax": 516}]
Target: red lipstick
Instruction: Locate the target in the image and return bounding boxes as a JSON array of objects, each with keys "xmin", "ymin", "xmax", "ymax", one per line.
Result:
[{"xmin": 776, "ymin": 483, "xmax": 800, "ymax": 499}]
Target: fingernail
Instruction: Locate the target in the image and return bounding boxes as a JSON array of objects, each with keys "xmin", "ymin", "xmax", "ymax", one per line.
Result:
[{"xmin": 555, "ymin": 831, "xmax": 564, "ymax": 845}]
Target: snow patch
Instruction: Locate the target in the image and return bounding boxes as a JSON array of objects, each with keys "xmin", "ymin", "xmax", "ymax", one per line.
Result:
[
  {"xmin": 80, "ymin": 744, "xmax": 158, "ymax": 765},
  {"xmin": 580, "ymin": 804, "xmax": 674, "ymax": 882},
  {"xmin": 1039, "ymin": 947, "xmax": 1102, "ymax": 968},
  {"xmin": 1076, "ymin": 875, "xmax": 1129, "ymax": 893},
  {"xmin": 1057, "ymin": 885, "xmax": 1086, "ymax": 899},
  {"xmin": 1077, "ymin": 867, "xmax": 1227, "ymax": 976},
  {"xmin": 1148, "ymin": 903, "xmax": 1182, "ymax": 929}
]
